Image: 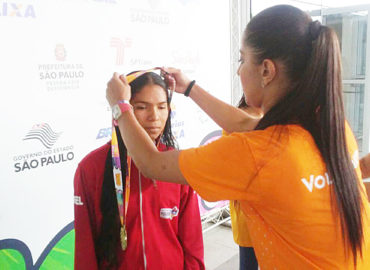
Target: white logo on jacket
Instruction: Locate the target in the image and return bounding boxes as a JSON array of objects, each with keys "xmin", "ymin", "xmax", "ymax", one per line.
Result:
[
  {"xmin": 74, "ymin": 196, "xmax": 83, "ymax": 205},
  {"xmin": 160, "ymin": 206, "xmax": 179, "ymax": 220}
]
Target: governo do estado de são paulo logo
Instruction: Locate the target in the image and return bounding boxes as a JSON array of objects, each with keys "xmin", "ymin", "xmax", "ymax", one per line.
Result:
[
  {"xmin": 14, "ymin": 123, "xmax": 74, "ymax": 173},
  {"xmin": 23, "ymin": 123, "xmax": 62, "ymax": 149}
]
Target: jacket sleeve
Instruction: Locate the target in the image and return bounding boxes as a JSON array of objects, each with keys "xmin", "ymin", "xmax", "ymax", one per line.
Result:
[
  {"xmin": 178, "ymin": 185, "xmax": 205, "ymax": 270},
  {"xmin": 74, "ymin": 164, "xmax": 99, "ymax": 270}
]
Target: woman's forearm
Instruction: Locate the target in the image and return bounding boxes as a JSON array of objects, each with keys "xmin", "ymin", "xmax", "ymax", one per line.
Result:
[
  {"xmin": 188, "ymin": 84, "xmax": 260, "ymax": 133},
  {"xmin": 360, "ymin": 153, "xmax": 370, "ymax": 179}
]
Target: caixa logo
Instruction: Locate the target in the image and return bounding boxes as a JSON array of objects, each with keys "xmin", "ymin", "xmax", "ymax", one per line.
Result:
[
  {"xmin": 0, "ymin": 2, "xmax": 36, "ymax": 18},
  {"xmin": 96, "ymin": 127, "xmax": 112, "ymax": 139}
]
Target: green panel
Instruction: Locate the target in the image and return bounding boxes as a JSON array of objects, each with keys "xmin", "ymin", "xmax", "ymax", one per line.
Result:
[
  {"xmin": 0, "ymin": 249, "xmax": 26, "ymax": 270},
  {"xmin": 39, "ymin": 229, "xmax": 75, "ymax": 270}
]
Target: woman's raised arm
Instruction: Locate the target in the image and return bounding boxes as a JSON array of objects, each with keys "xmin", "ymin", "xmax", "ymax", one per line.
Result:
[{"xmin": 160, "ymin": 67, "xmax": 262, "ymax": 133}]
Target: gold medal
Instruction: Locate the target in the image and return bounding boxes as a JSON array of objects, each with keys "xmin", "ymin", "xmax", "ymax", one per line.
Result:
[{"xmin": 120, "ymin": 225, "xmax": 127, "ymax": 250}]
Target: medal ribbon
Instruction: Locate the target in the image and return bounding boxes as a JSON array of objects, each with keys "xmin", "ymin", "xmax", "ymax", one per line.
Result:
[
  {"xmin": 112, "ymin": 125, "xmax": 162, "ymax": 250},
  {"xmin": 111, "ymin": 124, "xmax": 130, "ymax": 250}
]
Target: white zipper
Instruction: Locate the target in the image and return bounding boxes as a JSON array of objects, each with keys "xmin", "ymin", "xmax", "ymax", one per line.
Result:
[{"xmin": 139, "ymin": 173, "xmax": 148, "ymax": 270}]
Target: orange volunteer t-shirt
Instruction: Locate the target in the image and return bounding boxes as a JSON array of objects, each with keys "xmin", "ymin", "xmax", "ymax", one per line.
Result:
[
  {"xmin": 179, "ymin": 124, "xmax": 370, "ymax": 269},
  {"xmin": 230, "ymin": 200, "xmax": 253, "ymax": 247},
  {"xmin": 222, "ymin": 130, "xmax": 253, "ymax": 247}
]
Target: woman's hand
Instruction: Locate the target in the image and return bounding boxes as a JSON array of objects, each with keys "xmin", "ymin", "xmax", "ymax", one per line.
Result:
[
  {"xmin": 159, "ymin": 67, "xmax": 192, "ymax": 94},
  {"xmin": 106, "ymin": 72, "xmax": 131, "ymax": 107}
]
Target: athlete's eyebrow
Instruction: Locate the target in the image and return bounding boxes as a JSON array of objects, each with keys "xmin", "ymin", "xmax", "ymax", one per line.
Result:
[{"xmin": 132, "ymin": 101, "xmax": 167, "ymax": 105}]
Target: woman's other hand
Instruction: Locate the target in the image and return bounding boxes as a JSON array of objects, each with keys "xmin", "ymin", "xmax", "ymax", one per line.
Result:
[
  {"xmin": 106, "ymin": 72, "xmax": 131, "ymax": 107},
  {"xmin": 159, "ymin": 67, "xmax": 191, "ymax": 94}
]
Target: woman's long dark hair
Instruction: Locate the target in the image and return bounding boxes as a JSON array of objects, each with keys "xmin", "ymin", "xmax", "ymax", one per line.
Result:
[
  {"xmin": 245, "ymin": 5, "xmax": 364, "ymax": 264},
  {"xmin": 96, "ymin": 72, "xmax": 177, "ymax": 268},
  {"xmin": 237, "ymin": 95, "xmax": 247, "ymax": 109}
]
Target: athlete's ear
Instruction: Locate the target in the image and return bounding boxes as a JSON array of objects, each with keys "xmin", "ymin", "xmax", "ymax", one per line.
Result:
[{"xmin": 260, "ymin": 59, "xmax": 276, "ymax": 88}]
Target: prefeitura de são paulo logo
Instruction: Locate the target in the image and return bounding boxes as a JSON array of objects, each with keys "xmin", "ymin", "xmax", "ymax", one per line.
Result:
[{"xmin": 38, "ymin": 44, "xmax": 84, "ymax": 91}]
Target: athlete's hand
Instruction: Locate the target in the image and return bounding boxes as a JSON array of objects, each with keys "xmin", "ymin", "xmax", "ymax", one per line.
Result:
[{"xmin": 106, "ymin": 72, "xmax": 131, "ymax": 107}]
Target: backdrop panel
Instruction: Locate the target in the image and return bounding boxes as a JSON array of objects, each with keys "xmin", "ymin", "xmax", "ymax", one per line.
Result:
[{"xmin": 0, "ymin": 0, "xmax": 231, "ymax": 269}]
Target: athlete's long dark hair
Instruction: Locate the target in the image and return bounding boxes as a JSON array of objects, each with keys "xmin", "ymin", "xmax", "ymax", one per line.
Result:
[
  {"xmin": 96, "ymin": 72, "xmax": 176, "ymax": 268},
  {"xmin": 245, "ymin": 5, "xmax": 364, "ymax": 264}
]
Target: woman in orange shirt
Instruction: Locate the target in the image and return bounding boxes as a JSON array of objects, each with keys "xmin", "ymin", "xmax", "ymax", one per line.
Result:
[
  {"xmin": 106, "ymin": 5, "xmax": 370, "ymax": 269},
  {"xmin": 226, "ymin": 96, "xmax": 262, "ymax": 270}
]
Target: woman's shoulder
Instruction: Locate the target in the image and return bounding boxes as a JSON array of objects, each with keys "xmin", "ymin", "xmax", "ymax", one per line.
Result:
[
  {"xmin": 227, "ymin": 124, "xmax": 302, "ymax": 144},
  {"xmin": 78, "ymin": 142, "xmax": 110, "ymax": 170},
  {"xmin": 74, "ymin": 143, "xmax": 110, "ymax": 193},
  {"xmin": 227, "ymin": 125, "xmax": 313, "ymax": 164},
  {"xmin": 247, "ymin": 124, "xmax": 311, "ymax": 141}
]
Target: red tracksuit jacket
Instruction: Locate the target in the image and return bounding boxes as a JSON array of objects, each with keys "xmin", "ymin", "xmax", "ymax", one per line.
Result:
[{"xmin": 74, "ymin": 143, "xmax": 205, "ymax": 270}]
